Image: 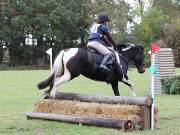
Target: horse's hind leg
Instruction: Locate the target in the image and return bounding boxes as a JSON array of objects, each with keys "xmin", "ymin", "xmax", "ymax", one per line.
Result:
[
  {"xmin": 122, "ymin": 76, "xmax": 136, "ymax": 96},
  {"xmin": 43, "ymin": 83, "xmax": 53, "ymax": 99},
  {"xmin": 50, "ymin": 71, "xmax": 71, "ymax": 98}
]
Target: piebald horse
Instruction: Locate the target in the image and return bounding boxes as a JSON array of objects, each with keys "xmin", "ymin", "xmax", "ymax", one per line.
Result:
[{"xmin": 37, "ymin": 43, "xmax": 145, "ymax": 98}]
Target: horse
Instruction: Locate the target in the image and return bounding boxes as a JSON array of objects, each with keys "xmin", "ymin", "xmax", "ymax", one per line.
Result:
[{"xmin": 37, "ymin": 43, "xmax": 145, "ymax": 98}]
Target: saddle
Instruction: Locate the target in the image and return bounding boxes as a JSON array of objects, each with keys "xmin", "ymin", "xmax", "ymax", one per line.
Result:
[
  {"xmin": 87, "ymin": 47, "xmax": 116, "ymax": 66},
  {"xmin": 87, "ymin": 47, "xmax": 120, "ymax": 83}
]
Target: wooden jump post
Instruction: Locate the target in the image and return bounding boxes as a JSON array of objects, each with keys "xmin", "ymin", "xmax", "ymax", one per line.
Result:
[{"xmin": 26, "ymin": 92, "xmax": 153, "ymax": 131}]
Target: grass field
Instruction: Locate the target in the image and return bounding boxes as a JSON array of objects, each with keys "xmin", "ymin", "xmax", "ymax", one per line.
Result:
[{"xmin": 0, "ymin": 68, "xmax": 180, "ymax": 135}]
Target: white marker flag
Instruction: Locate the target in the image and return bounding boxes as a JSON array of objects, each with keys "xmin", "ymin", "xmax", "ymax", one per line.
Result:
[
  {"xmin": 148, "ymin": 50, "xmax": 151, "ymax": 55},
  {"xmin": 46, "ymin": 48, "xmax": 53, "ymax": 70},
  {"xmin": 46, "ymin": 48, "xmax": 52, "ymax": 56}
]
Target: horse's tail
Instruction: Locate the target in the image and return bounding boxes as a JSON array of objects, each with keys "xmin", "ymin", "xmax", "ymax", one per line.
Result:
[
  {"xmin": 37, "ymin": 71, "xmax": 55, "ymax": 89},
  {"xmin": 37, "ymin": 50, "xmax": 65, "ymax": 90}
]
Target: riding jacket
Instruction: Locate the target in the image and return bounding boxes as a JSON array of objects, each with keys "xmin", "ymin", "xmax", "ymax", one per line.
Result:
[{"xmin": 88, "ymin": 23, "xmax": 116, "ymax": 46}]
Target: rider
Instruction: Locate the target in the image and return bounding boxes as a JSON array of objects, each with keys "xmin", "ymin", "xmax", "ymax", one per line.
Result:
[{"xmin": 87, "ymin": 13, "xmax": 117, "ymax": 73}]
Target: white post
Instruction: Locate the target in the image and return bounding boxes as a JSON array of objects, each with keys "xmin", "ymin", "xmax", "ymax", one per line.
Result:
[
  {"xmin": 50, "ymin": 53, "xmax": 52, "ymax": 70},
  {"xmin": 151, "ymin": 53, "xmax": 155, "ymax": 131},
  {"xmin": 46, "ymin": 48, "xmax": 53, "ymax": 70}
]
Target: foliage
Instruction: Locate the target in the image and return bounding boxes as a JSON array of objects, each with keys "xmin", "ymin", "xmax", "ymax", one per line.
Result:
[
  {"xmin": 130, "ymin": 7, "xmax": 167, "ymax": 66},
  {"xmin": 132, "ymin": 8, "xmax": 168, "ymax": 45},
  {"xmin": 129, "ymin": 0, "xmax": 180, "ymax": 66},
  {"xmin": 0, "ymin": 0, "xmax": 132, "ymax": 66},
  {"xmin": 0, "ymin": 0, "xmax": 90, "ymax": 66},
  {"xmin": 130, "ymin": 0, "xmax": 180, "ymax": 48},
  {"xmin": 162, "ymin": 75, "xmax": 180, "ymax": 94},
  {"xmin": 153, "ymin": 0, "xmax": 180, "ymax": 48}
]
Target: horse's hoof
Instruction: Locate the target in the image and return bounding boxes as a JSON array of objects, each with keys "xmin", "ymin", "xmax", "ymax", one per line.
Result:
[
  {"xmin": 43, "ymin": 92, "xmax": 50, "ymax": 99},
  {"xmin": 49, "ymin": 92, "xmax": 56, "ymax": 99}
]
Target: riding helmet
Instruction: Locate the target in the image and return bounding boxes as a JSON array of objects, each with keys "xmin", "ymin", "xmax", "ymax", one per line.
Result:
[{"xmin": 98, "ymin": 14, "xmax": 111, "ymax": 22}]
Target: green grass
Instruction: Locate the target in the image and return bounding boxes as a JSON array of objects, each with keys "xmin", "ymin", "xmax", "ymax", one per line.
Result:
[{"xmin": 0, "ymin": 68, "xmax": 180, "ymax": 135}]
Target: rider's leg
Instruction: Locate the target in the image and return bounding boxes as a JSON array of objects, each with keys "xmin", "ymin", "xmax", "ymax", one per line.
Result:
[
  {"xmin": 87, "ymin": 41, "xmax": 112, "ymax": 72},
  {"xmin": 99, "ymin": 54, "xmax": 112, "ymax": 72}
]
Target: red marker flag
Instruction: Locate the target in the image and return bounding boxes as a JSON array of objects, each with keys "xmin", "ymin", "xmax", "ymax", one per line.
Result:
[{"xmin": 151, "ymin": 43, "xmax": 160, "ymax": 53}]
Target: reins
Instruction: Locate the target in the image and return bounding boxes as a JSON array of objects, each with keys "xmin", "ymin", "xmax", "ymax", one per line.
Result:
[{"xmin": 118, "ymin": 48, "xmax": 136, "ymax": 72}]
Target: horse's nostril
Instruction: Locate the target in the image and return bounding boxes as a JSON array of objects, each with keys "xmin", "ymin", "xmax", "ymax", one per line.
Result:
[
  {"xmin": 141, "ymin": 69, "xmax": 145, "ymax": 73},
  {"xmin": 138, "ymin": 68, "xmax": 145, "ymax": 73}
]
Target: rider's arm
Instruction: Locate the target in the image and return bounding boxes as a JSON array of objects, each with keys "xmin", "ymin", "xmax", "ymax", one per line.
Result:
[
  {"xmin": 100, "ymin": 25, "xmax": 116, "ymax": 47},
  {"xmin": 101, "ymin": 36, "xmax": 111, "ymax": 46},
  {"xmin": 104, "ymin": 32, "xmax": 116, "ymax": 46},
  {"xmin": 104, "ymin": 31, "xmax": 117, "ymax": 51}
]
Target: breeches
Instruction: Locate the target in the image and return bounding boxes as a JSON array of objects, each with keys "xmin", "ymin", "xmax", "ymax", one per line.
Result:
[{"xmin": 87, "ymin": 41, "xmax": 111, "ymax": 55}]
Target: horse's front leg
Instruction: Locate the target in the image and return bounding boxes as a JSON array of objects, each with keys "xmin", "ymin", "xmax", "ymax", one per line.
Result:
[
  {"xmin": 111, "ymin": 81, "xmax": 120, "ymax": 96},
  {"xmin": 122, "ymin": 77, "xmax": 136, "ymax": 96}
]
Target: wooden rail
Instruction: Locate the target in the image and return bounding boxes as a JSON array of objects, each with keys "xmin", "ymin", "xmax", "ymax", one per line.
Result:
[
  {"xmin": 26, "ymin": 112, "xmax": 133, "ymax": 131},
  {"xmin": 54, "ymin": 92, "xmax": 151, "ymax": 107}
]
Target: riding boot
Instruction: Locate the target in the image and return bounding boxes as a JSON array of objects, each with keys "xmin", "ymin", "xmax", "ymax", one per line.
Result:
[{"xmin": 99, "ymin": 54, "xmax": 112, "ymax": 73}]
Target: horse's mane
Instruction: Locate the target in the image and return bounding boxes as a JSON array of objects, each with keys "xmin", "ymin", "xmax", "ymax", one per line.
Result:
[
  {"xmin": 117, "ymin": 43, "xmax": 144, "ymax": 52},
  {"xmin": 117, "ymin": 43, "xmax": 135, "ymax": 52}
]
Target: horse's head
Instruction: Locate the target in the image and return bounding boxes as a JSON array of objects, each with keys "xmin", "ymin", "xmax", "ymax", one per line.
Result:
[{"xmin": 117, "ymin": 43, "xmax": 145, "ymax": 73}]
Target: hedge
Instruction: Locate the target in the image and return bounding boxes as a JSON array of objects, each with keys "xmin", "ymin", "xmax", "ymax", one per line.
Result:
[{"xmin": 161, "ymin": 75, "xmax": 180, "ymax": 94}]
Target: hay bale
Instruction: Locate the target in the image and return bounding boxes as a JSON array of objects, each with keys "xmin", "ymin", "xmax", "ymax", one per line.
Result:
[
  {"xmin": 34, "ymin": 99, "xmax": 143, "ymax": 129},
  {"xmin": 32, "ymin": 99, "xmax": 158, "ymax": 130}
]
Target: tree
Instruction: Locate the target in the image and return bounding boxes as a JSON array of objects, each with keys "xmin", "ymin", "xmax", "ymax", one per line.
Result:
[
  {"xmin": 152, "ymin": 0, "xmax": 180, "ymax": 48},
  {"xmin": 128, "ymin": 0, "xmax": 180, "ymax": 66},
  {"xmin": 0, "ymin": 0, "xmax": 90, "ymax": 66},
  {"xmin": 132, "ymin": 8, "xmax": 168, "ymax": 45}
]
